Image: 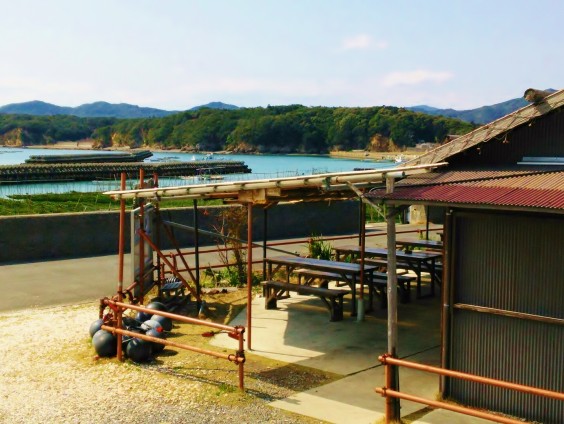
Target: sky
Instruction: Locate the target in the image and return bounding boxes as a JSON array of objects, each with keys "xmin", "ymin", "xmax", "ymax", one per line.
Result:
[{"xmin": 0, "ymin": 0, "xmax": 562, "ymax": 111}]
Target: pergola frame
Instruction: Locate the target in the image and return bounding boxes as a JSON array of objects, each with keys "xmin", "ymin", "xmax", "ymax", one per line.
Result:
[{"xmin": 105, "ymin": 162, "xmax": 446, "ymax": 414}]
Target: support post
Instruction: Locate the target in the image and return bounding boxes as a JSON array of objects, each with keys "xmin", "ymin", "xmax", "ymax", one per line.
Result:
[
  {"xmin": 116, "ymin": 172, "xmax": 126, "ymax": 361},
  {"xmin": 425, "ymin": 205, "xmax": 430, "ymax": 240},
  {"xmin": 154, "ymin": 173, "xmax": 163, "ymax": 293},
  {"xmin": 246, "ymin": 203, "xmax": 253, "ymax": 350},
  {"xmin": 193, "ymin": 200, "xmax": 201, "ymax": 309},
  {"xmin": 262, "ymin": 208, "xmax": 268, "ymax": 280},
  {"xmin": 385, "ymin": 175, "xmax": 401, "ymax": 421},
  {"xmin": 441, "ymin": 208, "xmax": 453, "ymax": 394},
  {"xmin": 138, "ymin": 168, "xmax": 145, "ymax": 303},
  {"xmin": 357, "ymin": 199, "xmax": 366, "ymax": 322},
  {"xmin": 358, "ymin": 199, "xmax": 363, "ymax": 245},
  {"xmin": 238, "ymin": 328, "xmax": 245, "ymax": 391}
]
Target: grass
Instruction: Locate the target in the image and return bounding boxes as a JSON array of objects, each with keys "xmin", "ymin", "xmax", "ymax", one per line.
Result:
[
  {"xmin": 111, "ymin": 288, "xmax": 340, "ymax": 410},
  {"xmin": 0, "ymin": 191, "xmax": 222, "ymax": 216}
]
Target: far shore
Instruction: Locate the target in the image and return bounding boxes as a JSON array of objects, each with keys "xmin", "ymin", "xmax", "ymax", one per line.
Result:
[
  {"xmin": 8, "ymin": 141, "xmax": 420, "ymax": 161},
  {"xmin": 329, "ymin": 150, "xmax": 419, "ymax": 161}
]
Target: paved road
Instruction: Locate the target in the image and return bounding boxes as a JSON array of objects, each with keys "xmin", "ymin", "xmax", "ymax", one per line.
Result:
[
  {"xmin": 0, "ymin": 223, "xmax": 431, "ymax": 312},
  {"xmin": 0, "ymin": 255, "xmax": 123, "ymax": 312}
]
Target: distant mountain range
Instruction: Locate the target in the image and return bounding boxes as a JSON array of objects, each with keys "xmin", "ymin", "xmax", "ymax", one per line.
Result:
[
  {"xmin": 407, "ymin": 89, "xmax": 557, "ymax": 124},
  {"xmin": 0, "ymin": 91, "xmax": 557, "ymax": 123},
  {"xmin": 0, "ymin": 100, "xmax": 239, "ymax": 119},
  {"xmin": 189, "ymin": 101, "xmax": 239, "ymax": 112}
]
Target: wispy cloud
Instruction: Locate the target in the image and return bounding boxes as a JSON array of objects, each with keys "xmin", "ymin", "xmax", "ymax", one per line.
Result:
[
  {"xmin": 0, "ymin": 75, "xmax": 91, "ymax": 98},
  {"xmin": 381, "ymin": 70, "xmax": 453, "ymax": 87},
  {"xmin": 341, "ymin": 34, "xmax": 388, "ymax": 50},
  {"xmin": 179, "ymin": 77, "xmax": 332, "ymax": 97}
]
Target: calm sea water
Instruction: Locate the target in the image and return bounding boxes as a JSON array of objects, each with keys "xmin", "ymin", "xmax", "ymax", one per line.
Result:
[{"xmin": 0, "ymin": 147, "xmax": 393, "ymax": 196}]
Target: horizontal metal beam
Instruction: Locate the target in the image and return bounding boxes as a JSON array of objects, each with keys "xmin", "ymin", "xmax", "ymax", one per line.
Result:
[
  {"xmin": 454, "ymin": 303, "xmax": 564, "ymax": 326},
  {"xmin": 104, "ymin": 163, "xmax": 447, "ymax": 201}
]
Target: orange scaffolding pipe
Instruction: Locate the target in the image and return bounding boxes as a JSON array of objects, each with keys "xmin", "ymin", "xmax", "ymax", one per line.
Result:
[
  {"xmin": 376, "ymin": 354, "xmax": 564, "ymax": 423},
  {"xmin": 103, "ymin": 299, "xmax": 246, "ymax": 390}
]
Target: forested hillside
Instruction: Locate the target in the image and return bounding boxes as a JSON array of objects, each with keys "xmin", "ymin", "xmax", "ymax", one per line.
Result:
[
  {"xmin": 0, "ymin": 105, "xmax": 474, "ymax": 153},
  {"xmin": 0, "ymin": 114, "xmax": 117, "ymax": 146}
]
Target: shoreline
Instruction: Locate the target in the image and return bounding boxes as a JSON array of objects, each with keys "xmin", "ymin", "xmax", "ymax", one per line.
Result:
[
  {"xmin": 329, "ymin": 150, "xmax": 418, "ymax": 161},
  {"xmin": 4, "ymin": 142, "xmax": 420, "ymax": 163}
]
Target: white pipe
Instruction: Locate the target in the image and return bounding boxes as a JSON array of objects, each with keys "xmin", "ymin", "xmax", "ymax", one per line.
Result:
[{"xmin": 105, "ymin": 162, "xmax": 447, "ymax": 200}]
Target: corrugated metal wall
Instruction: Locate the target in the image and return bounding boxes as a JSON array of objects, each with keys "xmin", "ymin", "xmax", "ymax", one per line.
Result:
[{"xmin": 446, "ymin": 210, "xmax": 564, "ymax": 423}]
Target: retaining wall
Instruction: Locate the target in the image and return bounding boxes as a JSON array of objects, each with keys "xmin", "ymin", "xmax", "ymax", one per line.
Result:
[{"xmin": 0, "ymin": 201, "xmax": 359, "ymax": 263}]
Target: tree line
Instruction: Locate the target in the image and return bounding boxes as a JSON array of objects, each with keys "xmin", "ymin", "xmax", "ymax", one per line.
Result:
[{"xmin": 0, "ymin": 105, "xmax": 474, "ymax": 153}]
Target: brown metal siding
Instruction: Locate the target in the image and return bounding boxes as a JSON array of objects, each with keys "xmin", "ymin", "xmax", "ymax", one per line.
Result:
[
  {"xmin": 447, "ymin": 107, "xmax": 564, "ymax": 166},
  {"xmin": 454, "ymin": 212, "xmax": 564, "ymax": 318},
  {"xmin": 508, "ymin": 107, "xmax": 564, "ymax": 158},
  {"xmin": 447, "ymin": 210, "xmax": 564, "ymax": 423},
  {"xmin": 450, "ymin": 310, "xmax": 564, "ymax": 423}
]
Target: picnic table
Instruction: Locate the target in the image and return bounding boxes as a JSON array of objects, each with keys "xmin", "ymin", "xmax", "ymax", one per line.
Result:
[
  {"xmin": 265, "ymin": 256, "xmax": 377, "ymax": 317},
  {"xmin": 395, "ymin": 237, "xmax": 443, "ymax": 252},
  {"xmin": 333, "ymin": 245, "xmax": 443, "ymax": 298}
]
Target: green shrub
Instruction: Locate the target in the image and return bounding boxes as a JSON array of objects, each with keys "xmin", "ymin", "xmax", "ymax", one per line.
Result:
[{"xmin": 308, "ymin": 234, "xmax": 333, "ymax": 260}]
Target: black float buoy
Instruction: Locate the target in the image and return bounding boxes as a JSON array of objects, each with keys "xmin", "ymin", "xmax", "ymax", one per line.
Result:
[
  {"xmin": 126, "ymin": 338, "xmax": 152, "ymax": 362},
  {"xmin": 146, "ymin": 301, "xmax": 168, "ymax": 313},
  {"xmin": 92, "ymin": 329, "xmax": 117, "ymax": 357},
  {"xmin": 135, "ymin": 310, "xmax": 152, "ymax": 322},
  {"xmin": 150, "ymin": 314, "xmax": 173, "ymax": 332},
  {"xmin": 89, "ymin": 319, "xmax": 104, "ymax": 338},
  {"xmin": 141, "ymin": 319, "xmax": 164, "ymax": 333},
  {"xmin": 135, "ymin": 301, "xmax": 168, "ymax": 322},
  {"xmin": 146, "ymin": 328, "xmax": 166, "ymax": 353},
  {"xmin": 122, "ymin": 316, "xmax": 142, "ymax": 329}
]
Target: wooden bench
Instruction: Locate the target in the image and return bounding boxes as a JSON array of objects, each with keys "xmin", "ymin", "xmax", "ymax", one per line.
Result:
[
  {"xmin": 363, "ymin": 258, "xmax": 411, "ymax": 273},
  {"xmin": 261, "ymin": 280, "xmax": 349, "ymax": 321},
  {"xmin": 294, "ymin": 268, "xmax": 414, "ymax": 308},
  {"xmin": 369, "ymin": 258, "xmax": 443, "ymax": 284}
]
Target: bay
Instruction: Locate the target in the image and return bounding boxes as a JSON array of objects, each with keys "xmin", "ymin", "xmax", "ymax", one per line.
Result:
[{"xmin": 0, "ymin": 147, "xmax": 394, "ymax": 196}]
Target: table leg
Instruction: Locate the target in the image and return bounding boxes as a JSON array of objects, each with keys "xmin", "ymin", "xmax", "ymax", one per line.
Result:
[
  {"xmin": 285, "ymin": 265, "xmax": 292, "ymax": 297},
  {"xmin": 416, "ymin": 261, "xmax": 422, "ymax": 298},
  {"xmin": 350, "ymin": 274, "xmax": 357, "ymax": 317},
  {"xmin": 430, "ymin": 259, "xmax": 436, "ymax": 296},
  {"xmin": 366, "ymin": 270, "xmax": 374, "ymax": 313}
]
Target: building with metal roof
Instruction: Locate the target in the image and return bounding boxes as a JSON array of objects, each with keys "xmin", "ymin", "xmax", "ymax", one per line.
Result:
[{"xmin": 367, "ymin": 89, "xmax": 564, "ymax": 423}]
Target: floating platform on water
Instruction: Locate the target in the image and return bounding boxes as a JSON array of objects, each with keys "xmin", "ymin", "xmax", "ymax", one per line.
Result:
[
  {"xmin": 0, "ymin": 160, "xmax": 251, "ymax": 183},
  {"xmin": 25, "ymin": 150, "xmax": 153, "ymax": 164}
]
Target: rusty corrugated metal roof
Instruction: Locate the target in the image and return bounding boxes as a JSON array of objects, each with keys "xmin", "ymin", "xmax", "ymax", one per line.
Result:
[
  {"xmin": 396, "ymin": 168, "xmax": 557, "ymax": 186},
  {"xmin": 368, "ymin": 170, "xmax": 564, "ymax": 211}
]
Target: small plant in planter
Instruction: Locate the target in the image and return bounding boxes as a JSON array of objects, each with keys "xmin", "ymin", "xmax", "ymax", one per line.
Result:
[{"xmin": 307, "ymin": 234, "xmax": 333, "ymax": 260}]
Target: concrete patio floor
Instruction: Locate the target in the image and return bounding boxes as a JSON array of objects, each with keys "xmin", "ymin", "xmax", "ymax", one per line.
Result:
[{"xmin": 212, "ymin": 290, "xmax": 490, "ymax": 424}]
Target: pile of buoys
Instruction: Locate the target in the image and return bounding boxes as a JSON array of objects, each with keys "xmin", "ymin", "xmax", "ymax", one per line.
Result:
[{"xmin": 90, "ymin": 301, "xmax": 172, "ymax": 363}]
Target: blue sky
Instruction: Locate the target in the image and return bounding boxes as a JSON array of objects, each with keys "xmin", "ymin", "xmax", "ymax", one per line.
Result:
[{"xmin": 0, "ymin": 0, "xmax": 562, "ymax": 110}]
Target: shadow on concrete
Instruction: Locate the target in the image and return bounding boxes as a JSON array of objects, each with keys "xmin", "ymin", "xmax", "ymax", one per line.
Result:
[{"xmin": 211, "ymin": 283, "xmax": 447, "ymax": 423}]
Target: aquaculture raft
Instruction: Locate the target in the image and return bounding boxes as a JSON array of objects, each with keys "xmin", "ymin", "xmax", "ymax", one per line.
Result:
[
  {"xmin": 25, "ymin": 150, "xmax": 154, "ymax": 164},
  {"xmin": 0, "ymin": 161, "xmax": 250, "ymax": 183}
]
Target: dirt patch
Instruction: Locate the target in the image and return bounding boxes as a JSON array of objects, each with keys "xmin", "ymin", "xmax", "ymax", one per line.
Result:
[
  {"xmin": 137, "ymin": 289, "xmax": 340, "ymax": 402},
  {"xmin": 0, "ymin": 290, "xmax": 337, "ymax": 423}
]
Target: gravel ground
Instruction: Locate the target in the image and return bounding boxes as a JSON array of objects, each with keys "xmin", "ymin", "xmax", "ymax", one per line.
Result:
[{"xmin": 0, "ymin": 302, "xmax": 331, "ymax": 424}]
